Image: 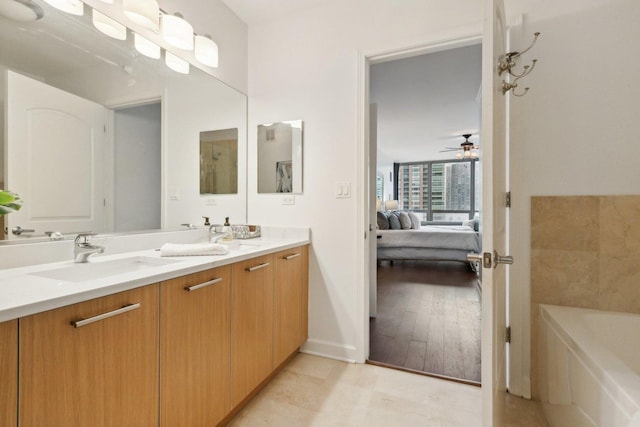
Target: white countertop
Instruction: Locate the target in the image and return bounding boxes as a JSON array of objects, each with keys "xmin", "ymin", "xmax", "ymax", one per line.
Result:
[{"xmin": 0, "ymin": 236, "xmax": 309, "ymax": 322}]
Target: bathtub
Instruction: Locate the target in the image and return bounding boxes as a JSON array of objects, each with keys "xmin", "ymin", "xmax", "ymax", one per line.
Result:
[{"xmin": 538, "ymin": 304, "xmax": 640, "ymax": 427}]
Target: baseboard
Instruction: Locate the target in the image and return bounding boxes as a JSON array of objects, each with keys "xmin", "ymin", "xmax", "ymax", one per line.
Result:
[{"xmin": 300, "ymin": 338, "xmax": 358, "ymax": 363}]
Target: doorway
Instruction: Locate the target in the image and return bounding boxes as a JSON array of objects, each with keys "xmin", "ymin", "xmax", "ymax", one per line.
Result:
[{"xmin": 367, "ymin": 43, "xmax": 483, "ymax": 384}]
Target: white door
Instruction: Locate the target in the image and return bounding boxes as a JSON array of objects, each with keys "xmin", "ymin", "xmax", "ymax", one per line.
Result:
[
  {"xmin": 5, "ymin": 71, "xmax": 107, "ymax": 239},
  {"xmin": 369, "ymin": 103, "xmax": 378, "ymax": 318},
  {"xmin": 480, "ymin": 0, "xmax": 509, "ymax": 425}
]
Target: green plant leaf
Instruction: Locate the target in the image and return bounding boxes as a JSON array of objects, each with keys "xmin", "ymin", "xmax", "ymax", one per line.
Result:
[{"xmin": 0, "ymin": 190, "xmax": 22, "ymax": 215}]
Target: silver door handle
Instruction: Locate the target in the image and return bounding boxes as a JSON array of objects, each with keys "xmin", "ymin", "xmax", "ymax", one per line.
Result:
[
  {"xmin": 283, "ymin": 253, "xmax": 301, "ymax": 260},
  {"xmin": 71, "ymin": 303, "xmax": 140, "ymax": 328},
  {"xmin": 12, "ymin": 226, "xmax": 35, "ymax": 236},
  {"xmin": 494, "ymin": 251, "xmax": 513, "ymax": 267},
  {"xmin": 467, "ymin": 251, "xmax": 513, "ymax": 269},
  {"xmin": 184, "ymin": 277, "xmax": 223, "ymax": 292},
  {"xmin": 245, "ymin": 262, "xmax": 270, "ymax": 272}
]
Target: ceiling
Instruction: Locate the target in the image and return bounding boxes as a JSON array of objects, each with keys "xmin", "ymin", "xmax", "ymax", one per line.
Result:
[
  {"xmin": 371, "ymin": 43, "xmax": 482, "ymax": 166},
  {"xmin": 221, "ymin": 0, "xmax": 327, "ymax": 25}
]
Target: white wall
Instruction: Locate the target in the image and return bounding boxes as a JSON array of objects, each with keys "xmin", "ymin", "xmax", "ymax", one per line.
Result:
[
  {"xmin": 505, "ymin": 0, "xmax": 640, "ymax": 396},
  {"xmin": 247, "ymin": 0, "xmax": 483, "ymax": 361}
]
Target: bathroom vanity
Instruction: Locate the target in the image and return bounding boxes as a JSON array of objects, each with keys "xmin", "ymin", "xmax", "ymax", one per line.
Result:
[{"xmin": 0, "ymin": 235, "xmax": 309, "ymax": 427}]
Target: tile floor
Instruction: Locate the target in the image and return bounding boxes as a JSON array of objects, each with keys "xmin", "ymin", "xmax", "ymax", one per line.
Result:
[{"xmin": 229, "ymin": 353, "xmax": 548, "ymax": 426}]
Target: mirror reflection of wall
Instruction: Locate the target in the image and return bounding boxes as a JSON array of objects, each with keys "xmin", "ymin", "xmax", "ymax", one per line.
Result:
[
  {"xmin": 114, "ymin": 102, "xmax": 161, "ymax": 232},
  {"xmin": 257, "ymin": 120, "xmax": 303, "ymax": 194},
  {"xmin": 200, "ymin": 128, "xmax": 238, "ymax": 195}
]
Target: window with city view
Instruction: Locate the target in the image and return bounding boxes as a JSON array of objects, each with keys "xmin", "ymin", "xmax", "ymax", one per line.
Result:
[{"xmin": 395, "ymin": 159, "xmax": 479, "ymax": 224}]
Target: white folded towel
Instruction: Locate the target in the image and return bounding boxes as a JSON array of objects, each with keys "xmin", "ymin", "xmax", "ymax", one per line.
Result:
[{"xmin": 160, "ymin": 242, "xmax": 230, "ymax": 257}]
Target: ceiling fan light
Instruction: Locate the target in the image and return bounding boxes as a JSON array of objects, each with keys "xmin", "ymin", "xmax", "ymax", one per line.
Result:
[
  {"xmin": 194, "ymin": 34, "xmax": 218, "ymax": 67},
  {"xmin": 134, "ymin": 33, "xmax": 160, "ymax": 59},
  {"xmin": 0, "ymin": 0, "xmax": 44, "ymax": 21},
  {"xmin": 456, "ymin": 152, "xmax": 463, "ymax": 159},
  {"xmin": 93, "ymin": 9, "xmax": 127, "ymax": 40},
  {"xmin": 165, "ymin": 51, "xmax": 189, "ymax": 74},
  {"xmin": 42, "ymin": 0, "xmax": 83, "ymax": 16},
  {"xmin": 123, "ymin": 0, "xmax": 159, "ymax": 31},
  {"xmin": 161, "ymin": 13, "xmax": 193, "ymax": 50}
]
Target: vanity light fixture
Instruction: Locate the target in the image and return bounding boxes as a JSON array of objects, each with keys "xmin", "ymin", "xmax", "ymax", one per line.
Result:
[
  {"xmin": 42, "ymin": 0, "xmax": 83, "ymax": 16},
  {"xmin": 194, "ymin": 34, "xmax": 219, "ymax": 68},
  {"xmin": 134, "ymin": 33, "xmax": 160, "ymax": 59},
  {"xmin": 161, "ymin": 13, "xmax": 194, "ymax": 50},
  {"xmin": 165, "ymin": 51, "xmax": 189, "ymax": 74},
  {"xmin": 92, "ymin": 9, "xmax": 127, "ymax": 40},
  {"xmin": 123, "ymin": 0, "xmax": 159, "ymax": 31},
  {"xmin": 0, "ymin": 0, "xmax": 44, "ymax": 21}
]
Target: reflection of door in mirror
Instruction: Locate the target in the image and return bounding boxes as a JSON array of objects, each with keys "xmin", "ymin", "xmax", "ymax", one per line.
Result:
[
  {"xmin": 200, "ymin": 129, "xmax": 238, "ymax": 195},
  {"xmin": 4, "ymin": 71, "xmax": 107, "ymax": 240},
  {"xmin": 114, "ymin": 102, "xmax": 161, "ymax": 232},
  {"xmin": 257, "ymin": 121, "xmax": 303, "ymax": 194}
]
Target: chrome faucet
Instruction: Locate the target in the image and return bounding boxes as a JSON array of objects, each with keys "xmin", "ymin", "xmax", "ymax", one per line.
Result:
[{"xmin": 74, "ymin": 233, "xmax": 105, "ymax": 263}]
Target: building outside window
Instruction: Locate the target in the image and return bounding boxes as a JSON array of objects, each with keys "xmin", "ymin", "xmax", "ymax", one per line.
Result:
[{"xmin": 395, "ymin": 159, "xmax": 478, "ymax": 224}]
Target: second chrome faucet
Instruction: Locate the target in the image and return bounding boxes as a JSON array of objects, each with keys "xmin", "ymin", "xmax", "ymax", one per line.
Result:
[{"xmin": 74, "ymin": 233, "xmax": 104, "ymax": 263}]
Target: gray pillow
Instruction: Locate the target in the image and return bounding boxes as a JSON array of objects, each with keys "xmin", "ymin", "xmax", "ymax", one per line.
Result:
[
  {"xmin": 408, "ymin": 211, "xmax": 421, "ymax": 229},
  {"xmin": 398, "ymin": 211, "xmax": 412, "ymax": 229},
  {"xmin": 388, "ymin": 212, "xmax": 402, "ymax": 229},
  {"xmin": 376, "ymin": 211, "xmax": 389, "ymax": 230}
]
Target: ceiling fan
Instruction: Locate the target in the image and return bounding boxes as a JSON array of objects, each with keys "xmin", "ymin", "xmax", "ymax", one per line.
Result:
[{"xmin": 440, "ymin": 134, "xmax": 479, "ymax": 159}]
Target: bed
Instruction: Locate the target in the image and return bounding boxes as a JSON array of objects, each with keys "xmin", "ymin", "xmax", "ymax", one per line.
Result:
[
  {"xmin": 376, "ymin": 210, "xmax": 481, "ymax": 263},
  {"xmin": 376, "ymin": 225, "xmax": 481, "ymax": 263}
]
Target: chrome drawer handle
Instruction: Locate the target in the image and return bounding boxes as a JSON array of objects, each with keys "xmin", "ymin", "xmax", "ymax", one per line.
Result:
[
  {"xmin": 71, "ymin": 303, "xmax": 141, "ymax": 328},
  {"xmin": 284, "ymin": 253, "xmax": 301, "ymax": 260},
  {"xmin": 245, "ymin": 262, "xmax": 270, "ymax": 272},
  {"xmin": 184, "ymin": 277, "xmax": 223, "ymax": 292}
]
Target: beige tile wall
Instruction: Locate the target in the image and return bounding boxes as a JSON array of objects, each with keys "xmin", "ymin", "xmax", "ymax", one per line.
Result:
[{"xmin": 530, "ymin": 195, "xmax": 640, "ymax": 398}]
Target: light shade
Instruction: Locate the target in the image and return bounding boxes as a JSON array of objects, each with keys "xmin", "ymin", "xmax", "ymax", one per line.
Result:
[
  {"xmin": 165, "ymin": 51, "xmax": 189, "ymax": 74},
  {"xmin": 384, "ymin": 200, "xmax": 399, "ymax": 211},
  {"xmin": 0, "ymin": 0, "xmax": 44, "ymax": 21},
  {"xmin": 134, "ymin": 33, "xmax": 160, "ymax": 59},
  {"xmin": 194, "ymin": 35, "xmax": 218, "ymax": 68},
  {"xmin": 92, "ymin": 9, "xmax": 127, "ymax": 40},
  {"xmin": 161, "ymin": 13, "xmax": 193, "ymax": 50},
  {"xmin": 42, "ymin": 0, "xmax": 83, "ymax": 15},
  {"xmin": 123, "ymin": 0, "xmax": 159, "ymax": 31},
  {"xmin": 97, "ymin": 0, "xmax": 113, "ymax": 3}
]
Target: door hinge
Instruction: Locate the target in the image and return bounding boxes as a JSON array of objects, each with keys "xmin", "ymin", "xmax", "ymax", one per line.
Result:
[
  {"xmin": 505, "ymin": 191, "xmax": 511, "ymax": 208},
  {"xmin": 505, "ymin": 326, "xmax": 511, "ymax": 343}
]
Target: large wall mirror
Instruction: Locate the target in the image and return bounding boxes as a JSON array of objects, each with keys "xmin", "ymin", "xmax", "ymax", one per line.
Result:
[
  {"xmin": 257, "ymin": 120, "xmax": 303, "ymax": 194},
  {"xmin": 0, "ymin": 0, "xmax": 247, "ymax": 243}
]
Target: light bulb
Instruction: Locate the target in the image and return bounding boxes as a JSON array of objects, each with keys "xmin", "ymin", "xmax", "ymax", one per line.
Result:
[
  {"xmin": 93, "ymin": 10, "xmax": 127, "ymax": 40},
  {"xmin": 194, "ymin": 35, "xmax": 218, "ymax": 67},
  {"xmin": 161, "ymin": 13, "xmax": 193, "ymax": 50},
  {"xmin": 134, "ymin": 33, "xmax": 160, "ymax": 59},
  {"xmin": 165, "ymin": 51, "xmax": 189, "ymax": 74},
  {"xmin": 42, "ymin": 0, "xmax": 83, "ymax": 15},
  {"xmin": 123, "ymin": 0, "xmax": 159, "ymax": 31}
]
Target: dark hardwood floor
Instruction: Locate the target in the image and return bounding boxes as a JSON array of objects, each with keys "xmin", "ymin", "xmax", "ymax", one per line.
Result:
[{"xmin": 369, "ymin": 260, "xmax": 481, "ymax": 383}]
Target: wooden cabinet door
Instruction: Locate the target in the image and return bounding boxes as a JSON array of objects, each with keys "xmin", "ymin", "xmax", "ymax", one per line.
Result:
[
  {"xmin": 231, "ymin": 254, "xmax": 274, "ymax": 407},
  {"xmin": 273, "ymin": 245, "xmax": 309, "ymax": 368},
  {"xmin": 19, "ymin": 285, "xmax": 159, "ymax": 427},
  {"xmin": 1, "ymin": 319, "xmax": 17, "ymax": 427},
  {"xmin": 160, "ymin": 266, "xmax": 231, "ymax": 427}
]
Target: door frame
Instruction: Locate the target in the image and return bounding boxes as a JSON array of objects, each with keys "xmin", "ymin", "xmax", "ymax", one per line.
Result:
[{"xmin": 355, "ymin": 33, "xmax": 483, "ymax": 363}]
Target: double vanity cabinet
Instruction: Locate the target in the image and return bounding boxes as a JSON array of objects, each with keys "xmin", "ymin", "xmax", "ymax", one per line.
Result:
[{"xmin": 0, "ymin": 243, "xmax": 309, "ymax": 427}]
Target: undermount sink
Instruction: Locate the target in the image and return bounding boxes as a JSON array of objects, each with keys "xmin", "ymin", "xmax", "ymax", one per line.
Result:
[{"xmin": 30, "ymin": 256, "xmax": 182, "ymax": 283}]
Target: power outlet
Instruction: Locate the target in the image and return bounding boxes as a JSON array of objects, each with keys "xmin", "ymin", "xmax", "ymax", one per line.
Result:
[
  {"xmin": 206, "ymin": 198, "xmax": 216, "ymax": 206},
  {"xmin": 281, "ymin": 195, "xmax": 295, "ymax": 205}
]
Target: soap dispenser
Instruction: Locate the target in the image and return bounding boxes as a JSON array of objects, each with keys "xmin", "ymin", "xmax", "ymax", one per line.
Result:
[{"xmin": 222, "ymin": 217, "xmax": 233, "ymax": 241}]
